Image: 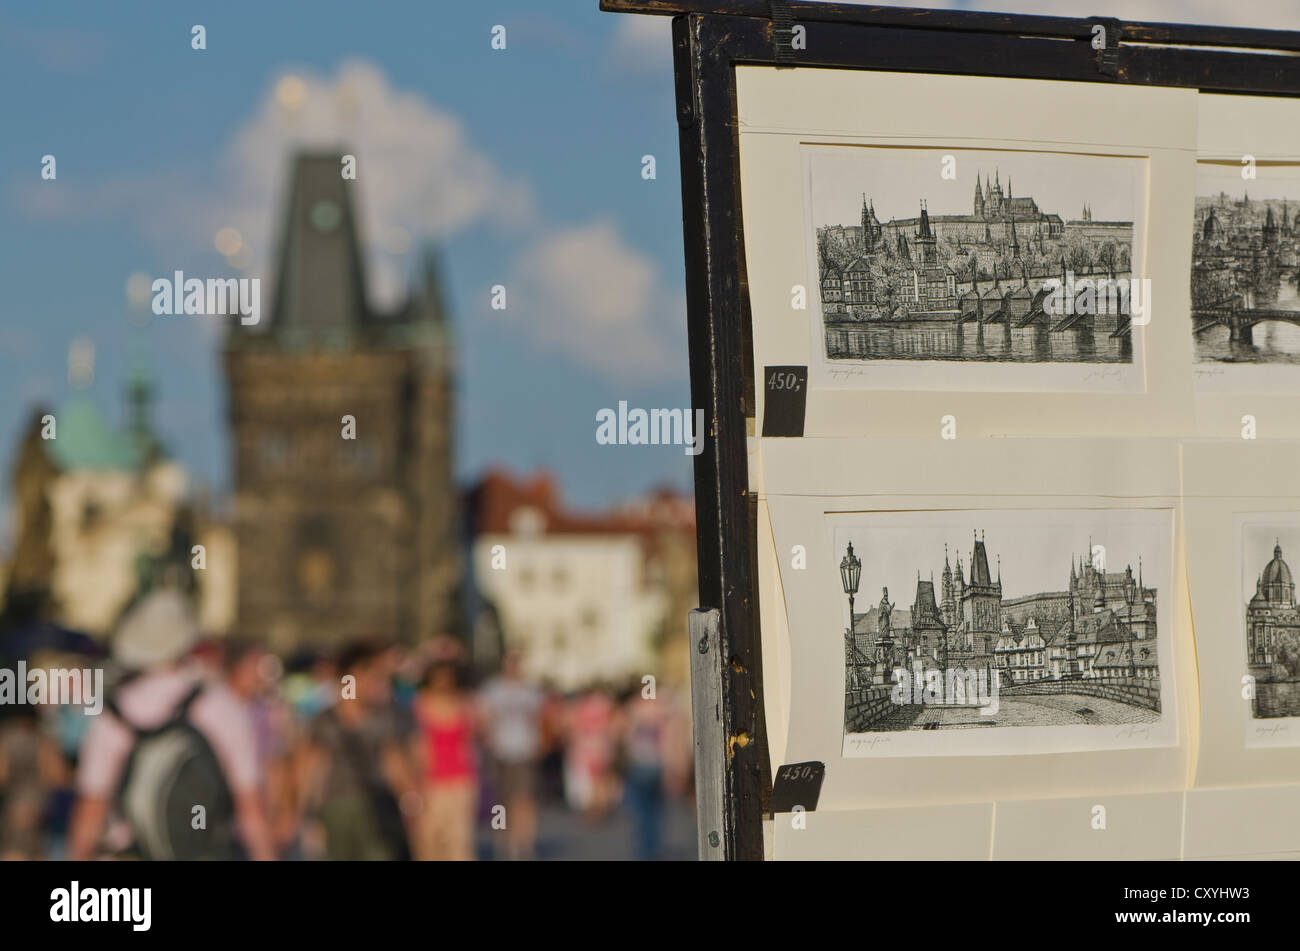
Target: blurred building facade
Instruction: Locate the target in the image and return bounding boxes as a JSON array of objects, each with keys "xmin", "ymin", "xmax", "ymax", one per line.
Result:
[
  {"xmin": 0, "ymin": 347, "xmax": 214, "ymax": 636},
  {"xmin": 224, "ymin": 153, "xmax": 459, "ymax": 652},
  {"xmin": 466, "ymin": 470, "xmax": 696, "ymax": 691}
]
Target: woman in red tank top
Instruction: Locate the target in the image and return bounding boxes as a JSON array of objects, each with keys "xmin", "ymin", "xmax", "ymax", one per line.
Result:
[{"xmin": 414, "ymin": 660, "xmax": 479, "ymax": 860}]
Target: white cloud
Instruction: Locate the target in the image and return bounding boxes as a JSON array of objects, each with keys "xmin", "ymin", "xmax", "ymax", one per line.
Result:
[
  {"xmin": 215, "ymin": 60, "xmax": 535, "ymax": 308},
  {"xmin": 608, "ymin": 15, "xmax": 673, "ymax": 73},
  {"xmin": 508, "ymin": 221, "xmax": 683, "ymax": 381}
]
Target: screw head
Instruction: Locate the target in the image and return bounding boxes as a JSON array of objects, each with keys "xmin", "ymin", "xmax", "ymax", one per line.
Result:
[
  {"xmin": 708, "ymin": 831, "xmax": 720, "ymax": 848},
  {"xmin": 698, "ymin": 636, "xmax": 709, "ymax": 654}
]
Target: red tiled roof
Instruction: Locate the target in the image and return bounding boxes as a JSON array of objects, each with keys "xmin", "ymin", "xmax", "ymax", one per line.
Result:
[{"xmin": 466, "ymin": 468, "xmax": 695, "ymax": 537}]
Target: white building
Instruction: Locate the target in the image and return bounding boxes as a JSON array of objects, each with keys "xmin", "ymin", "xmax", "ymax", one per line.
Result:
[{"xmin": 469, "ymin": 471, "xmax": 694, "ymax": 691}]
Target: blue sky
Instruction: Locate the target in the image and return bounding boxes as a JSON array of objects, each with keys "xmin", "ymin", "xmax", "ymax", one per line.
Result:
[{"xmin": 2, "ymin": 0, "xmax": 1296, "ymax": 550}]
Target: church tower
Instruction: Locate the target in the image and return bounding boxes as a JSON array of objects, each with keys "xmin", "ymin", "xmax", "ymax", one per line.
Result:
[
  {"xmin": 1264, "ymin": 204, "xmax": 1280, "ymax": 250},
  {"xmin": 915, "ymin": 201, "xmax": 937, "ymax": 265},
  {"xmin": 861, "ymin": 195, "xmax": 882, "ymax": 251},
  {"xmin": 941, "ymin": 544, "xmax": 957, "ymax": 630},
  {"xmin": 961, "ymin": 530, "xmax": 1002, "ymax": 650},
  {"xmin": 224, "ymin": 152, "xmax": 459, "ymax": 651},
  {"xmin": 1006, "ymin": 181, "xmax": 1020, "ymax": 262},
  {"xmin": 986, "ymin": 171, "xmax": 1003, "ymax": 218}
]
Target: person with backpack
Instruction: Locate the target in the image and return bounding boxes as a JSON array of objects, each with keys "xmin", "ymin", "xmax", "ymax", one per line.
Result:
[{"xmin": 67, "ymin": 590, "xmax": 275, "ymax": 861}]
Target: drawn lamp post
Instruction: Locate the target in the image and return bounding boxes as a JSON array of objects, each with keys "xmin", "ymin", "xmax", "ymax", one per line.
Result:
[{"xmin": 840, "ymin": 542, "xmax": 863, "ymax": 686}]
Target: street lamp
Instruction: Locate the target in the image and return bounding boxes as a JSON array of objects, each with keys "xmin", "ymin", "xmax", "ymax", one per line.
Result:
[
  {"xmin": 840, "ymin": 541, "xmax": 864, "ymax": 692},
  {"xmin": 840, "ymin": 541, "xmax": 862, "ymax": 629}
]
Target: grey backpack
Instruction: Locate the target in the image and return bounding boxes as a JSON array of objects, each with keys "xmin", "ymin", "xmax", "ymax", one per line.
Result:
[{"xmin": 106, "ymin": 684, "xmax": 241, "ymax": 860}]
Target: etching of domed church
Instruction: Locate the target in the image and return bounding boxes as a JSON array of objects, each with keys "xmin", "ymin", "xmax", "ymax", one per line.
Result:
[{"xmin": 1244, "ymin": 532, "xmax": 1300, "ymax": 718}]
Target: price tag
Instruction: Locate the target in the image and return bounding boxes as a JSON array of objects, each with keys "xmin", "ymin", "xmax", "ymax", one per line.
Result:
[
  {"xmin": 770, "ymin": 760, "xmax": 825, "ymax": 813},
  {"xmin": 761, "ymin": 365, "xmax": 807, "ymax": 437}
]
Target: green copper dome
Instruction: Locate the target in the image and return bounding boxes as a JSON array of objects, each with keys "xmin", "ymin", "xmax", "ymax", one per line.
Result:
[{"xmin": 45, "ymin": 395, "xmax": 141, "ymax": 471}]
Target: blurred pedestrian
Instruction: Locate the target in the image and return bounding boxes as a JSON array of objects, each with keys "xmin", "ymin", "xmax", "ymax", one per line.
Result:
[
  {"xmin": 223, "ymin": 638, "xmax": 299, "ymax": 857},
  {"xmin": 413, "ymin": 659, "xmax": 478, "ymax": 861},
  {"xmin": 300, "ymin": 637, "xmax": 418, "ymax": 861},
  {"xmin": 620, "ymin": 683, "xmax": 671, "ymax": 860},
  {"xmin": 68, "ymin": 590, "xmax": 274, "ymax": 860},
  {"xmin": 537, "ymin": 686, "xmax": 567, "ymax": 802},
  {"xmin": 478, "ymin": 650, "xmax": 542, "ymax": 860},
  {"xmin": 565, "ymin": 685, "xmax": 619, "ymax": 821},
  {"xmin": 0, "ymin": 707, "xmax": 66, "ymax": 860}
]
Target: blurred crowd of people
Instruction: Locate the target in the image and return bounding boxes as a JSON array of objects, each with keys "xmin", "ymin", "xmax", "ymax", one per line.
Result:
[{"xmin": 0, "ymin": 590, "xmax": 694, "ymax": 861}]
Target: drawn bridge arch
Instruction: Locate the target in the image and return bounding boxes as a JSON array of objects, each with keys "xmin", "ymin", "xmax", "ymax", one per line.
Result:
[
  {"xmin": 1194, "ymin": 308, "xmax": 1300, "ymax": 343},
  {"xmin": 998, "ymin": 675, "xmax": 1160, "ymax": 711}
]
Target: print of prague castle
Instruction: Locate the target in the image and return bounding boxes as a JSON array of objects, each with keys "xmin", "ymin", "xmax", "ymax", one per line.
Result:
[
  {"xmin": 817, "ymin": 162, "xmax": 1137, "ymax": 365},
  {"xmin": 819, "ymin": 169, "xmax": 1132, "ymax": 321}
]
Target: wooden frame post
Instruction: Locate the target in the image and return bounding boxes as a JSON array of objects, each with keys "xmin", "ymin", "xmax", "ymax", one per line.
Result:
[{"xmin": 673, "ymin": 12, "xmax": 767, "ymax": 860}]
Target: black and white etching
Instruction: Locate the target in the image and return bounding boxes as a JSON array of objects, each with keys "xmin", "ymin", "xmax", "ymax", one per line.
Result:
[
  {"xmin": 1192, "ymin": 164, "xmax": 1300, "ymax": 365},
  {"xmin": 837, "ymin": 513, "xmax": 1164, "ymax": 736},
  {"xmin": 1244, "ymin": 525, "xmax": 1300, "ymax": 719},
  {"xmin": 811, "ymin": 147, "xmax": 1141, "ymax": 364}
]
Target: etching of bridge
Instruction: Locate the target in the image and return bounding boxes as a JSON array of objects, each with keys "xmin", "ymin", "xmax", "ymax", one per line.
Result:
[
  {"xmin": 957, "ymin": 285, "xmax": 1130, "ymax": 338},
  {"xmin": 1193, "ymin": 298, "xmax": 1300, "ymax": 344},
  {"xmin": 997, "ymin": 673, "xmax": 1160, "ymax": 712},
  {"xmin": 845, "ymin": 673, "xmax": 1159, "ymax": 732}
]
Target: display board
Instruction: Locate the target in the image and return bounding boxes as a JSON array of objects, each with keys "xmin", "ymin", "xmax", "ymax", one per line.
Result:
[{"xmin": 603, "ymin": 0, "xmax": 1300, "ymax": 861}]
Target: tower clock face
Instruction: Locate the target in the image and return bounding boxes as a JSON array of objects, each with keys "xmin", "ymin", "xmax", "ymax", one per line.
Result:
[{"xmin": 309, "ymin": 199, "xmax": 341, "ymax": 233}]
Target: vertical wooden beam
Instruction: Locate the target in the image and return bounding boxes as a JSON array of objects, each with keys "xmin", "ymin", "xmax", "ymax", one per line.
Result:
[{"xmin": 673, "ymin": 13, "xmax": 766, "ymax": 860}]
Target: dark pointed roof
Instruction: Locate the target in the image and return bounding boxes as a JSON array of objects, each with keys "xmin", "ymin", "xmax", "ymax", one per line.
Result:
[
  {"xmin": 971, "ymin": 538, "xmax": 993, "ymax": 586},
  {"xmin": 229, "ymin": 151, "xmax": 451, "ymax": 355},
  {"xmin": 265, "ymin": 152, "xmax": 369, "ymax": 341},
  {"xmin": 913, "ymin": 578, "xmax": 942, "ymax": 624}
]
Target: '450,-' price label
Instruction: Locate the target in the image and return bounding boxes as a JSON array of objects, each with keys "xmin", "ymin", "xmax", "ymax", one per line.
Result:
[{"xmin": 761, "ymin": 365, "xmax": 807, "ymax": 437}]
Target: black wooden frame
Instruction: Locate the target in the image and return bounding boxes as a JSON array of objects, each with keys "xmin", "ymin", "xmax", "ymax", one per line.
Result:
[{"xmin": 601, "ymin": 0, "xmax": 1300, "ymax": 861}]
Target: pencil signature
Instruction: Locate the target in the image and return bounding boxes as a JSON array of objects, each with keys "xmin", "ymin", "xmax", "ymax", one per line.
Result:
[{"xmin": 1114, "ymin": 723, "xmax": 1152, "ymax": 739}]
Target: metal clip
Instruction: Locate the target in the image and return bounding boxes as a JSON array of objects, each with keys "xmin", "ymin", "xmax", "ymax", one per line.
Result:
[
  {"xmin": 770, "ymin": 0, "xmax": 795, "ymax": 66},
  {"xmin": 1089, "ymin": 17, "xmax": 1121, "ymax": 77}
]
